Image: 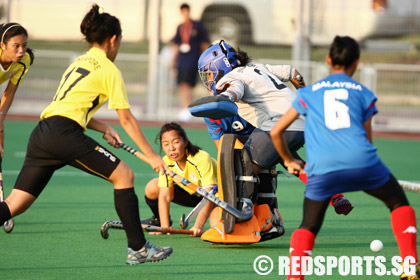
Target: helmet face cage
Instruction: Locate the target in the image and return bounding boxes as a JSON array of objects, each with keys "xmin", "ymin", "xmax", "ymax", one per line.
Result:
[{"xmin": 198, "ymin": 58, "xmax": 222, "ymax": 93}]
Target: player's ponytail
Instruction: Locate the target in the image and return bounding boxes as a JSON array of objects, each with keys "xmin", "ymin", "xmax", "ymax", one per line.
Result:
[
  {"xmin": 329, "ymin": 36, "xmax": 360, "ymax": 68},
  {"xmin": 235, "ymin": 48, "xmax": 252, "ymax": 67},
  {"xmin": 26, "ymin": 48, "xmax": 34, "ymax": 65},
  {"xmin": 80, "ymin": 4, "xmax": 121, "ymax": 44}
]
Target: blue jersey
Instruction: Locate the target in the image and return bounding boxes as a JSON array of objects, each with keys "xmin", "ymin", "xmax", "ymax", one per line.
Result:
[
  {"xmin": 293, "ymin": 73, "xmax": 379, "ymax": 176},
  {"xmin": 204, "ymin": 115, "xmax": 255, "ymax": 140}
]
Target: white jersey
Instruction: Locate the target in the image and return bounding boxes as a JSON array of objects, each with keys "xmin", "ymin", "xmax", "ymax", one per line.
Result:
[{"xmin": 215, "ymin": 63, "xmax": 305, "ymax": 131}]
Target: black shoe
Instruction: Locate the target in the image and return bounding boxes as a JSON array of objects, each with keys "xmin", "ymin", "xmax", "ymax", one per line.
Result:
[
  {"xmin": 141, "ymin": 216, "xmax": 172, "ymax": 227},
  {"xmin": 331, "ymin": 194, "xmax": 354, "ymax": 215}
]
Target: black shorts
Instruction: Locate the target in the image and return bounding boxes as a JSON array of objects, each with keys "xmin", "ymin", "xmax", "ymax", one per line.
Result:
[
  {"xmin": 244, "ymin": 128, "xmax": 305, "ymax": 169},
  {"xmin": 14, "ymin": 116, "xmax": 121, "ymax": 197},
  {"xmin": 177, "ymin": 69, "xmax": 198, "ymax": 87},
  {"xmin": 173, "ymin": 184, "xmax": 202, "ymax": 207}
]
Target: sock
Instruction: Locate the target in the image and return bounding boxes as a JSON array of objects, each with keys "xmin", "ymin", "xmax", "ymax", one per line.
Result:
[
  {"xmin": 0, "ymin": 201, "xmax": 12, "ymax": 224},
  {"xmin": 114, "ymin": 188, "xmax": 146, "ymax": 251},
  {"xmin": 390, "ymin": 205, "xmax": 417, "ymax": 263},
  {"xmin": 288, "ymin": 228, "xmax": 316, "ymax": 280},
  {"xmin": 145, "ymin": 196, "xmax": 160, "ymax": 218}
]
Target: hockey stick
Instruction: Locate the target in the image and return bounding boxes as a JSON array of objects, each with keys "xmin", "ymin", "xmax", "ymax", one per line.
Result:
[
  {"xmin": 100, "ymin": 220, "xmax": 193, "ymax": 239},
  {"xmin": 117, "ymin": 142, "xmax": 253, "ymax": 222},
  {"xmin": 0, "ymin": 160, "xmax": 14, "ymax": 233},
  {"xmin": 165, "ymin": 170, "xmax": 253, "ymax": 221},
  {"xmin": 398, "ymin": 180, "xmax": 420, "ymax": 193},
  {"xmin": 180, "ymin": 185, "xmax": 218, "ymax": 229}
]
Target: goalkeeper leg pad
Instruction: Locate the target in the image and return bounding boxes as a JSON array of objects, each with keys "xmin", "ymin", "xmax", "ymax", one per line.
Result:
[
  {"xmin": 216, "ymin": 134, "xmax": 258, "ymax": 234},
  {"xmin": 201, "ymin": 134, "xmax": 261, "ymax": 244}
]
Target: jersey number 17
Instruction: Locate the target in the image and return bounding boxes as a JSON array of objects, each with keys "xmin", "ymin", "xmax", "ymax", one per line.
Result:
[{"xmin": 53, "ymin": 67, "xmax": 91, "ymax": 101}]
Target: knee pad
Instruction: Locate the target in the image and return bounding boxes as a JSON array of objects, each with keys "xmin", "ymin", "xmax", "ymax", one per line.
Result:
[{"xmin": 217, "ymin": 134, "xmax": 257, "ymax": 234}]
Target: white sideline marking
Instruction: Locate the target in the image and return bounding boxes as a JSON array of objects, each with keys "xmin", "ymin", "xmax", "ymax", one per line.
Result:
[
  {"xmin": 1, "ymin": 169, "xmax": 298, "ymax": 182},
  {"xmin": 14, "ymin": 151, "xmax": 26, "ymax": 158},
  {"xmin": 2, "ymin": 170, "xmax": 155, "ymax": 178}
]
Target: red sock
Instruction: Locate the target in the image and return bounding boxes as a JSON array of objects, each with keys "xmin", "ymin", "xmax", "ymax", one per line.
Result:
[
  {"xmin": 288, "ymin": 228, "xmax": 316, "ymax": 280},
  {"xmin": 391, "ymin": 205, "xmax": 417, "ymax": 263}
]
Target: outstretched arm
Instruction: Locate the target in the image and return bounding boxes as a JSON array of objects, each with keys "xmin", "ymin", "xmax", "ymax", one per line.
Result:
[
  {"xmin": 116, "ymin": 108, "xmax": 167, "ymax": 174},
  {"xmin": 158, "ymin": 186, "xmax": 173, "ymax": 229},
  {"xmin": 265, "ymin": 65, "xmax": 306, "ymax": 89},
  {"xmin": 190, "ymin": 200, "xmax": 214, "ymax": 237},
  {"xmin": 87, "ymin": 118, "xmax": 121, "ymax": 147},
  {"xmin": 0, "ymin": 82, "xmax": 19, "ymax": 157}
]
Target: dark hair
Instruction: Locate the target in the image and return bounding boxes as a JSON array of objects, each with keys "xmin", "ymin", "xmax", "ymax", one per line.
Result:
[
  {"xmin": 180, "ymin": 3, "xmax": 190, "ymax": 10},
  {"xmin": 234, "ymin": 47, "xmax": 252, "ymax": 67},
  {"xmin": 0, "ymin": 23, "xmax": 34, "ymax": 65},
  {"xmin": 157, "ymin": 122, "xmax": 201, "ymax": 157},
  {"xmin": 80, "ymin": 4, "xmax": 121, "ymax": 44},
  {"xmin": 329, "ymin": 36, "xmax": 360, "ymax": 68}
]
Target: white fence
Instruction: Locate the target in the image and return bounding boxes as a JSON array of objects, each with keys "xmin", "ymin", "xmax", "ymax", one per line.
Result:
[{"xmin": 10, "ymin": 49, "xmax": 420, "ymax": 132}]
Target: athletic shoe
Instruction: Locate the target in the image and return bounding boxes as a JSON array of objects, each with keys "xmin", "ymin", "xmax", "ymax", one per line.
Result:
[
  {"xmin": 401, "ymin": 262, "xmax": 420, "ymax": 280},
  {"xmin": 141, "ymin": 216, "xmax": 172, "ymax": 227},
  {"xmin": 126, "ymin": 240, "xmax": 172, "ymax": 265},
  {"xmin": 330, "ymin": 194, "xmax": 354, "ymax": 215}
]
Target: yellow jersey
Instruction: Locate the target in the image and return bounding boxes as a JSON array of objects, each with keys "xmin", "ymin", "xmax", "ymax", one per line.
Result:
[
  {"xmin": 0, "ymin": 50, "xmax": 32, "ymax": 86},
  {"xmin": 41, "ymin": 47, "xmax": 130, "ymax": 129},
  {"xmin": 158, "ymin": 149, "xmax": 217, "ymax": 195}
]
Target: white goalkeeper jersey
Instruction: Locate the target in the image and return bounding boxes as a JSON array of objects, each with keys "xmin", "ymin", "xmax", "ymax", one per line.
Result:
[{"xmin": 215, "ymin": 63, "xmax": 305, "ymax": 132}]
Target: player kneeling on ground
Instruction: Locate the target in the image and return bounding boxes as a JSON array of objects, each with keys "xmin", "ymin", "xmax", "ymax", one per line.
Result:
[{"xmin": 143, "ymin": 122, "xmax": 217, "ymax": 237}]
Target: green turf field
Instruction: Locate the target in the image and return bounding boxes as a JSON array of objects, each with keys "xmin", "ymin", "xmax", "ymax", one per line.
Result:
[{"xmin": 1, "ymin": 119, "xmax": 419, "ymax": 280}]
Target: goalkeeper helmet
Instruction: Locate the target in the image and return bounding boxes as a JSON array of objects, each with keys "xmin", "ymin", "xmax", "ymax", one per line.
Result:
[{"xmin": 198, "ymin": 40, "xmax": 239, "ymax": 95}]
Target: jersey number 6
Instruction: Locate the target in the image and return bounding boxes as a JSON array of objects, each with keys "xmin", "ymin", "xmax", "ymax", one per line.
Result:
[{"xmin": 324, "ymin": 89, "xmax": 351, "ymax": 130}]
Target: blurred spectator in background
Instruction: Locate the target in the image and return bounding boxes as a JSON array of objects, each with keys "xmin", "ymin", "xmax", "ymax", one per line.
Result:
[{"xmin": 171, "ymin": 3, "xmax": 209, "ymax": 122}]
